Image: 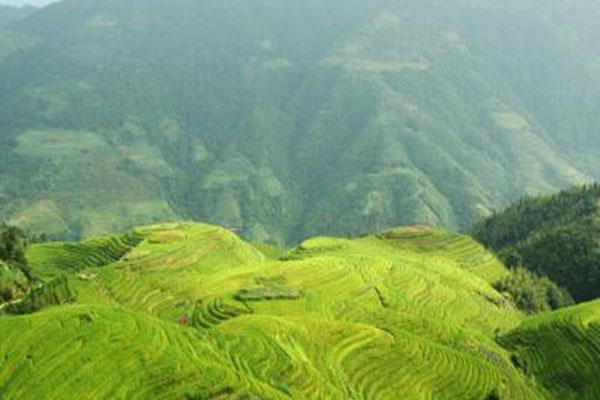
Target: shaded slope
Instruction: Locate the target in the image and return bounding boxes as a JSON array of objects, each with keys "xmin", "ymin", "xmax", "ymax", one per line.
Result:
[
  {"xmin": 473, "ymin": 184, "xmax": 600, "ymax": 302},
  {"xmin": 0, "ymin": 5, "xmax": 37, "ymax": 28},
  {"xmin": 0, "ymin": 0, "xmax": 599, "ymax": 243}
]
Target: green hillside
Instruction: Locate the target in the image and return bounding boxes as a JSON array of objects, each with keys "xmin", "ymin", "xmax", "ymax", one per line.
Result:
[
  {"xmin": 499, "ymin": 300, "xmax": 600, "ymax": 400},
  {"xmin": 1, "ymin": 0, "xmax": 599, "ymax": 244},
  {"xmin": 473, "ymin": 184, "xmax": 600, "ymax": 302},
  {"xmin": 0, "ymin": 5, "xmax": 37, "ymax": 28},
  {"xmin": 1, "ymin": 222, "xmax": 599, "ymax": 399}
]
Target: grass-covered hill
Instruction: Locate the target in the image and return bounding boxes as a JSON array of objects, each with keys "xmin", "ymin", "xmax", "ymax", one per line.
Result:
[
  {"xmin": 499, "ymin": 300, "xmax": 600, "ymax": 400},
  {"xmin": 1, "ymin": 222, "xmax": 599, "ymax": 399},
  {"xmin": 1, "ymin": 0, "xmax": 600, "ymax": 244},
  {"xmin": 473, "ymin": 184, "xmax": 600, "ymax": 303}
]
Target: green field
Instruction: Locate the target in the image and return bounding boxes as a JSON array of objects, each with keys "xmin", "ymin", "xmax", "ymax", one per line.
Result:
[
  {"xmin": 499, "ymin": 300, "xmax": 600, "ymax": 400},
  {"xmin": 1, "ymin": 222, "xmax": 597, "ymax": 399}
]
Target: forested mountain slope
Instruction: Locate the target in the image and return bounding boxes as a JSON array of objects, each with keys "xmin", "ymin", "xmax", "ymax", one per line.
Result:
[
  {"xmin": 0, "ymin": 5, "xmax": 37, "ymax": 28},
  {"xmin": 1, "ymin": 0, "xmax": 599, "ymax": 243},
  {"xmin": 473, "ymin": 184, "xmax": 600, "ymax": 303}
]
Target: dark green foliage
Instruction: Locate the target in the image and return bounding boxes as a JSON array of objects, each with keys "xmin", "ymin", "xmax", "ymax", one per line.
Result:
[
  {"xmin": 474, "ymin": 184, "xmax": 600, "ymax": 302},
  {"xmin": 474, "ymin": 184, "xmax": 600, "ymax": 250},
  {"xmin": 0, "ymin": 5, "xmax": 37, "ymax": 28},
  {"xmin": 509, "ymin": 354, "xmax": 530, "ymax": 377},
  {"xmin": 1, "ymin": 283, "xmax": 15, "ymax": 302},
  {"xmin": 493, "ymin": 268, "xmax": 573, "ymax": 314},
  {"xmin": 5, "ymin": 275, "xmax": 75, "ymax": 314},
  {"xmin": 485, "ymin": 389, "xmax": 501, "ymax": 400},
  {"xmin": 0, "ymin": 224, "xmax": 34, "ymax": 301},
  {"xmin": 0, "ymin": 224, "xmax": 28, "ymax": 267},
  {"xmin": 0, "ymin": 260, "xmax": 28, "ymax": 303},
  {"xmin": 234, "ymin": 285, "xmax": 302, "ymax": 302}
]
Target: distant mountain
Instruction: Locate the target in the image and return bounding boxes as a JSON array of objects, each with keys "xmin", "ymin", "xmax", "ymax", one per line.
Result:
[
  {"xmin": 473, "ymin": 184, "xmax": 600, "ymax": 302},
  {"xmin": 0, "ymin": 0, "xmax": 599, "ymax": 243},
  {"xmin": 0, "ymin": 4, "xmax": 37, "ymax": 27},
  {"xmin": 0, "ymin": 0, "xmax": 54, "ymax": 7}
]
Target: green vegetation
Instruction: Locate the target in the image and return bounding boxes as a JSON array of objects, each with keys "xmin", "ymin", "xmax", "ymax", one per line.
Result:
[
  {"xmin": 474, "ymin": 184, "xmax": 600, "ymax": 302},
  {"xmin": 0, "ymin": 5, "xmax": 37, "ymax": 28},
  {"xmin": 0, "ymin": 1, "xmax": 599, "ymax": 244},
  {"xmin": 0, "ymin": 224, "xmax": 33, "ymax": 302},
  {"xmin": 499, "ymin": 300, "xmax": 600, "ymax": 399},
  {"xmin": 0, "ymin": 224, "xmax": 28, "ymax": 267},
  {"xmin": 0, "ymin": 260, "xmax": 27, "ymax": 302},
  {"xmin": 1, "ymin": 1, "xmax": 599, "ymax": 393},
  {"xmin": 493, "ymin": 267, "xmax": 573, "ymax": 314},
  {"xmin": 0, "ymin": 221, "xmax": 597, "ymax": 398},
  {"xmin": 27, "ymin": 230, "xmax": 144, "ymax": 280},
  {"xmin": 234, "ymin": 285, "xmax": 303, "ymax": 302},
  {"xmin": 4, "ymin": 274, "xmax": 75, "ymax": 315}
]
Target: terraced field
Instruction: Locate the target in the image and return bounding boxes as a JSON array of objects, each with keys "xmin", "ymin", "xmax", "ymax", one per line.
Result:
[
  {"xmin": 499, "ymin": 300, "xmax": 600, "ymax": 400},
  {"xmin": 27, "ymin": 231, "xmax": 144, "ymax": 280},
  {"xmin": 0, "ymin": 222, "xmax": 597, "ymax": 399}
]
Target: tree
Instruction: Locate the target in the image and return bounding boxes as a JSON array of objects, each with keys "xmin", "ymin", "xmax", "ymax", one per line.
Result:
[
  {"xmin": 1, "ymin": 285, "xmax": 15, "ymax": 302},
  {"xmin": 493, "ymin": 267, "xmax": 574, "ymax": 314},
  {"xmin": 0, "ymin": 224, "xmax": 32, "ymax": 280},
  {"xmin": 0, "ymin": 225, "xmax": 28, "ymax": 265}
]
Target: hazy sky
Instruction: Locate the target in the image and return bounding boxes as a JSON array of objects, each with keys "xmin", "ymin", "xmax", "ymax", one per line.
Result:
[{"xmin": 0, "ymin": 0, "xmax": 58, "ymax": 6}]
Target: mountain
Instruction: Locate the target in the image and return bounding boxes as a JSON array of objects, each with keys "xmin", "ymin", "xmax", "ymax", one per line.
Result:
[
  {"xmin": 0, "ymin": 4, "xmax": 37, "ymax": 27},
  {"xmin": 1, "ymin": 0, "xmax": 600, "ymax": 244},
  {"xmin": 0, "ymin": 1, "xmax": 54, "ymax": 7},
  {"xmin": 473, "ymin": 184, "xmax": 600, "ymax": 303},
  {"xmin": 0, "ymin": 222, "xmax": 598, "ymax": 398}
]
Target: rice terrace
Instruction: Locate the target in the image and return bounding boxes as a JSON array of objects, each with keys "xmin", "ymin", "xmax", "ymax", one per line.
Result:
[
  {"xmin": 2, "ymin": 0, "xmax": 600, "ymax": 398},
  {"xmin": 0, "ymin": 222, "xmax": 599, "ymax": 399}
]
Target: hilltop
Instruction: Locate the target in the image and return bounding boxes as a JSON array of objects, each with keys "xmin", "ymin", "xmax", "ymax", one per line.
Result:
[
  {"xmin": 0, "ymin": 5, "xmax": 37, "ymax": 27},
  {"xmin": 1, "ymin": 0, "xmax": 600, "ymax": 243},
  {"xmin": 1, "ymin": 222, "xmax": 599, "ymax": 399},
  {"xmin": 473, "ymin": 184, "xmax": 600, "ymax": 302}
]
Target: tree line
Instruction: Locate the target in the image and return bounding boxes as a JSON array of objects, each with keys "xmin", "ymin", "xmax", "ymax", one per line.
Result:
[{"xmin": 473, "ymin": 183, "xmax": 600, "ymax": 303}]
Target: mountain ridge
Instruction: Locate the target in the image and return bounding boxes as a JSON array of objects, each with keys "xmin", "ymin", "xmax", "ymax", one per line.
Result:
[
  {"xmin": 473, "ymin": 183, "xmax": 600, "ymax": 303},
  {"xmin": 0, "ymin": 0, "xmax": 599, "ymax": 244}
]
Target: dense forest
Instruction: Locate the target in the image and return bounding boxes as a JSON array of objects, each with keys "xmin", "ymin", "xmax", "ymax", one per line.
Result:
[
  {"xmin": 493, "ymin": 267, "xmax": 573, "ymax": 314},
  {"xmin": 474, "ymin": 184, "xmax": 600, "ymax": 302},
  {"xmin": 1, "ymin": 0, "xmax": 600, "ymax": 244},
  {"xmin": 0, "ymin": 5, "xmax": 37, "ymax": 27}
]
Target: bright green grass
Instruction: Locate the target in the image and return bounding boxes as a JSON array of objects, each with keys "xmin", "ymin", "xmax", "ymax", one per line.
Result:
[
  {"xmin": 1, "ymin": 222, "xmax": 596, "ymax": 399},
  {"xmin": 499, "ymin": 300, "xmax": 600, "ymax": 400},
  {"xmin": 27, "ymin": 230, "xmax": 144, "ymax": 281}
]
